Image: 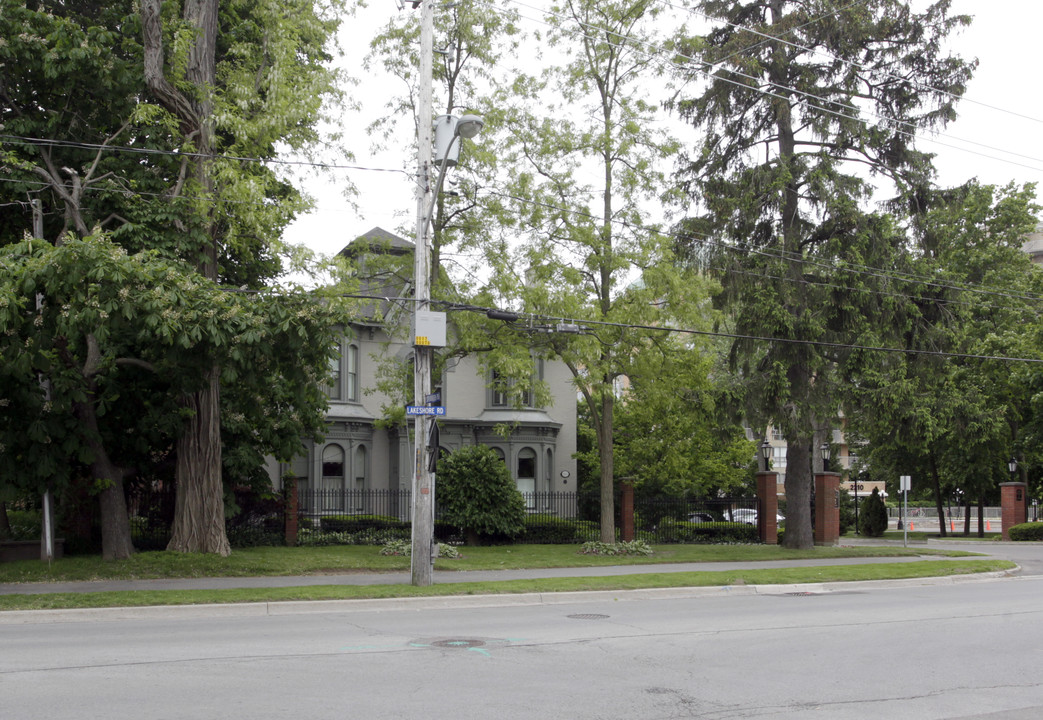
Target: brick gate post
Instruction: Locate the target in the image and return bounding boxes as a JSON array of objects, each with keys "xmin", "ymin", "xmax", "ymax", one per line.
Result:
[
  {"xmin": 756, "ymin": 472, "xmax": 779, "ymax": 544},
  {"xmin": 814, "ymin": 472, "xmax": 840, "ymax": 546},
  {"xmin": 1000, "ymin": 482, "xmax": 1028, "ymax": 541}
]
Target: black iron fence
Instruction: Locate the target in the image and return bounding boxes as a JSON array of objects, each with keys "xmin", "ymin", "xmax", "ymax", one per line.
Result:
[{"xmin": 115, "ymin": 486, "xmax": 763, "ymax": 549}]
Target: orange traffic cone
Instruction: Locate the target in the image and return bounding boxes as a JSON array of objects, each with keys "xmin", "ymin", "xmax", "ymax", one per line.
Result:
[
  {"xmin": 910, "ymin": 522, "xmax": 914, "ymax": 531},
  {"xmin": 987, "ymin": 520, "xmax": 992, "ymax": 531}
]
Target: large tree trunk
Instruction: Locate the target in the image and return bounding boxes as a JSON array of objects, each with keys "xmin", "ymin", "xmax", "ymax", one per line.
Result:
[
  {"xmin": 168, "ymin": 367, "xmax": 230, "ymax": 555},
  {"xmin": 75, "ymin": 399, "xmax": 134, "ymax": 560},
  {"xmin": 142, "ymin": 0, "xmax": 229, "ymax": 555},
  {"xmin": 930, "ymin": 451, "xmax": 946, "ymax": 537},
  {"xmin": 598, "ymin": 391, "xmax": 615, "ymax": 543},
  {"xmin": 781, "ymin": 440, "xmax": 813, "ymax": 548}
]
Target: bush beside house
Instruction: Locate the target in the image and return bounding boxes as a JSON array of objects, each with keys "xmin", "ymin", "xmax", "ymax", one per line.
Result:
[{"xmin": 436, "ymin": 444, "xmax": 527, "ymax": 545}]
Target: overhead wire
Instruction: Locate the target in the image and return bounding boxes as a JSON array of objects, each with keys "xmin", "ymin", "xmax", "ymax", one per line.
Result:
[{"xmin": 499, "ymin": 0, "xmax": 1043, "ymax": 172}]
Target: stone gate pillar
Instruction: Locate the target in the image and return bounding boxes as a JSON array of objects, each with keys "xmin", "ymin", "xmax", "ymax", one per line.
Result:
[
  {"xmin": 814, "ymin": 472, "xmax": 840, "ymax": 546},
  {"xmin": 1000, "ymin": 482, "xmax": 1028, "ymax": 541},
  {"xmin": 756, "ymin": 472, "xmax": 779, "ymax": 544}
]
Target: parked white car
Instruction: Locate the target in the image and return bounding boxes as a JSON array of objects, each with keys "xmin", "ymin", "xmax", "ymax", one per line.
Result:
[{"xmin": 725, "ymin": 509, "xmax": 785, "ymax": 525}]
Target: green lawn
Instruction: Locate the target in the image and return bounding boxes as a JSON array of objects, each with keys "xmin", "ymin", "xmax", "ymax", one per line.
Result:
[
  {"xmin": 0, "ymin": 558, "xmax": 1013, "ymax": 612},
  {"xmin": 0, "ymin": 543, "xmax": 979, "ymax": 585}
]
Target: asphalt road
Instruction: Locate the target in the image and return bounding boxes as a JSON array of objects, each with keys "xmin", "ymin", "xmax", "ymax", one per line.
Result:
[{"xmin": 2, "ymin": 572, "xmax": 1042, "ymax": 719}]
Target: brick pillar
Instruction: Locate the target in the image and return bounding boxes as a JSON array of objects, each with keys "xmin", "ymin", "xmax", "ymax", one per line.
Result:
[
  {"xmin": 814, "ymin": 472, "xmax": 840, "ymax": 546},
  {"xmin": 756, "ymin": 472, "xmax": 779, "ymax": 544},
  {"xmin": 284, "ymin": 477, "xmax": 299, "ymax": 547},
  {"xmin": 620, "ymin": 479, "xmax": 635, "ymax": 542},
  {"xmin": 1000, "ymin": 482, "xmax": 1028, "ymax": 541}
]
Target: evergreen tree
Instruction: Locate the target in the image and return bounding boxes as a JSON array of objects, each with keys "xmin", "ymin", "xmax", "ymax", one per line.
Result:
[
  {"xmin": 671, "ymin": 0, "xmax": 975, "ymax": 548},
  {"xmin": 858, "ymin": 488, "xmax": 888, "ymax": 537}
]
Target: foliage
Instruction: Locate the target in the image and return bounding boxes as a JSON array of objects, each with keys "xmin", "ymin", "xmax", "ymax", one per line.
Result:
[
  {"xmin": 838, "ymin": 489, "xmax": 855, "ymax": 536},
  {"xmin": 299, "ymin": 527, "xmax": 409, "ymax": 547},
  {"xmin": 474, "ymin": 0, "xmax": 712, "ymax": 544},
  {"xmin": 436, "ymin": 444, "xmax": 526, "ymax": 544},
  {"xmin": 1007, "ymin": 523, "xmax": 1043, "ymax": 542},
  {"xmin": 380, "ymin": 539, "xmax": 460, "ymax": 558},
  {"xmin": 520, "ymin": 514, "xmax": 598, "ymax": 544},
  {"xmin": 651, "ymin": 519, "xmax": 759, "ymax": 545},
  {"xmin": 580, "ymin": 540, "xmax": 653, "ymax": 556},
  {"xmin": 672, "ymin": 0, "xmax": 976, "ymax": 548},
  {"xmin": 858, "ymin": 489, "xmax": 889, "ymax": 537},
  {"xmin": 320, "ymin": 514, "xmax": 409, "ymax": 533}
]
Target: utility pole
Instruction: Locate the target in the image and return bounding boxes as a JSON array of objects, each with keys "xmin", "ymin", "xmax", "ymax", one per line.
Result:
[
  {"xmin": 410, "ymin": 0, "xmax": 436, "ymax": 586},
  {"xmin": 32, "ymin": 198, "xmax": 55, "ymax": 563}
]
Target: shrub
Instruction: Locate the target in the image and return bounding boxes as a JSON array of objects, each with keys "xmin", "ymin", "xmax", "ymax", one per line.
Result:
[
  {"xmin": 580, "ymin": 540, "xmax": 653, "ymax": 556},
  {"xmin": 521, "ymin": 514, "xmax": 583, "ymax": 543},
  {"xmin": 857, "ymin": 488, "xmax": 889, "ymax": 537},
  {"xmin": 654, "ymin": 518, "xmax": 758, "ymax": 544},
  {"xmin": 379, "ymin": 539, "xmax": 460, "ymax": 558},
  {"xmin": 436, "ymin": 444, "xmax": 526, "ymax": 545},
  {"xmin": 321, "ymin": 514, "xmax": 407, "ymax": 533},
  {"xmin": 5, "ymin": 510, "xmax": 42, "ymax": 541},
  {"xmin": 1008, "ymin": 522, "xmax": 1043, "ymax": 541}
]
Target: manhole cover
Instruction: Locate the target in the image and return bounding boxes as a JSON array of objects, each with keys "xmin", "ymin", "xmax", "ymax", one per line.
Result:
[
  {"xmin": 430, "ymin": 639, "xmax": 486, "ymax": 649},
  {"xmin": 567, "ymin": 613, "xmax": 610, "ymax": 620}
]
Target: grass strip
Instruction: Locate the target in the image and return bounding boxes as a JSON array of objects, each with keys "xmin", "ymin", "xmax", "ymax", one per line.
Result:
[
  {"xmin": 0, "ymin": 559, "xmax": 1013, "ymax": 612},
  {"xmin": 0, "ymin": 544, "xmax": 978, "ymax": 584}
]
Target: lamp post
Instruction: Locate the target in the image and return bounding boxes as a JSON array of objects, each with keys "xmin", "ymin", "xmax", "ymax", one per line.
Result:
[
  {"xmin": 760, "ymin": 439, "xmax": 772, "ymax": 473},
  {"xmin": 409, "ymin": 0, "xmax": 483, "ymax": 587},
  {"xmin": 820, "ymin": 442, "xmax": 831, "ymax": 473},
  {"xmin": 1008, "ymin": 457, "xmax": 1018, "ymax": 479}
]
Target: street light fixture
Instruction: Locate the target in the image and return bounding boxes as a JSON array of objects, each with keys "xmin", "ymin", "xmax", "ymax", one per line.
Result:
[
  {"xmin": 760, "ymin": 439, "xmax": 772, "ymax": 473},
  {"xmin": 1008, "ymin": 457, "xmax": 1018, "ymax": 477},
  {"xmin": 820, "ymin": 442, "xmax": 831, "ymax": 473}
]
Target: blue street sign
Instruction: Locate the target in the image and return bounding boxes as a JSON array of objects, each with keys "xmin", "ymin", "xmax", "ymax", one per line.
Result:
[{"xmin": 406, "ymin": 405, "xmax": 446, "ymax": 416}]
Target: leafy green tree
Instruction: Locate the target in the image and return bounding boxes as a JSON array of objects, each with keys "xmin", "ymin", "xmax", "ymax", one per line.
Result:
[
  {"xmin": 672, "ymin": 0, "xmax": 976, "ymax": 548},
  {"xmin": 613, "ymin": 336, "xmax": 754, "ymax": 497},
  {"xmin": 436, "ymin": 444, "xmax": 526, "ymax": 545},
  {"xmin": 476, "ymin": 0, "xmax": 713, "ymax": 543},
  {"xmin": 0, "ymin": 235, "xmax": 342, "ymax": 559},
  {"xmin": 846, "ymin": 182, "xmax": 1040, "ymax": 536},
  {"xmin": 857, "ymin": 488, "xmax": 888, "ymax": 537},
  {"xmin": 1, "ymin": 0, "xmax": 344, "ymax": 555}
]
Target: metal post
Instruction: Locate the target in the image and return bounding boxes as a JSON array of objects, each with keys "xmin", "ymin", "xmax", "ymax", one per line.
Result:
[{"xmin": 410, "ymin": 0, "xmax": 436, "ymax": 587}]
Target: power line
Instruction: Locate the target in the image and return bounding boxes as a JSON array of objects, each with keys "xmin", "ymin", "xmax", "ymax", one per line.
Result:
[
  {"xmin": 0, "ymin": 134, "xmax": 410, "ymax": 176},
  {"xmin": 497, "ymin": 0, "xmax": 1043, "ymax": 174},
  {"xmin": 668, "ymin": 0, "xmax": 1043, "ymax": 127}
]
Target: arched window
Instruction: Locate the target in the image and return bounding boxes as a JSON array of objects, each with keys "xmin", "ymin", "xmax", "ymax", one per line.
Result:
[
  {"xmin": 353, "ymin": 444, "xmax": 367, "ymax": 493},
  {"xmin": 321, "ymin": 445, "xmax": 345, "ymax": 509},
  {"xmin": 517, "ymin": 448, "xmax": 537, "ymax": 508}
]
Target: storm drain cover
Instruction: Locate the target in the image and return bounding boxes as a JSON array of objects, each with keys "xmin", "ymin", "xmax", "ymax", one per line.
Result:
[
  {"xmin": 430, "ymin": 639, "xmax": 486, "ymax": 649},
  {"xmin": 784, "ymin": 592, "xmax": 816, "ymax": 596},
  {"xmin": 567, "ymin": 613, "xmax": 610, "ymax": 620}
]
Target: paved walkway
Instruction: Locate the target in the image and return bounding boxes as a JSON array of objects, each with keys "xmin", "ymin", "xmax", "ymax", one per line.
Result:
[{"xmin": 0, "ymin": 537, "xmax": 1029, "ymax": 596}]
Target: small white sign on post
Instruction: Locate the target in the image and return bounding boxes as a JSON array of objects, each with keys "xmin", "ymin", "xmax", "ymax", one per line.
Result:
[{"xmin": 899, "ymin": 475, "xmax": 911, "ymax": 547}]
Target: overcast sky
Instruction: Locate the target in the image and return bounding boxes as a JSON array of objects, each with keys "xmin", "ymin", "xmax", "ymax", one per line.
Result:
[{"xmin": 282, "ymin": 0, "xmax": 1043, "ymax": 261}]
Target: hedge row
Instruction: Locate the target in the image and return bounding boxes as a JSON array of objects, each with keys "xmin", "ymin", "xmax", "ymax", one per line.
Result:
[{"xmin": 1008, "ymin": 522, "xmax": 1043, "ymax": 541}]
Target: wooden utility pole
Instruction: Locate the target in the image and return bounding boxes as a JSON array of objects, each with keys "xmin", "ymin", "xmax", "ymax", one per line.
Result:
[{"xmin": 410, "ymin": 0, "xmax": 436, "ymax": 586}]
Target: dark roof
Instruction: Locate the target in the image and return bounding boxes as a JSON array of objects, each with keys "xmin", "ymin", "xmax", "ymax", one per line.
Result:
[
  {"xmin": 340, "ymin": 227, "xmax": 414, "ymax": 259},
  {"xmin": 341, "ymin": 227, "xmax": 415, "ymax": 323}
]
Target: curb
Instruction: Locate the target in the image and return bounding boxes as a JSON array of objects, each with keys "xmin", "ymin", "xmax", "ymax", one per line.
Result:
[{"xmin": 0, "ymin": 569, "xmax": 1015, "ymax": 625}]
